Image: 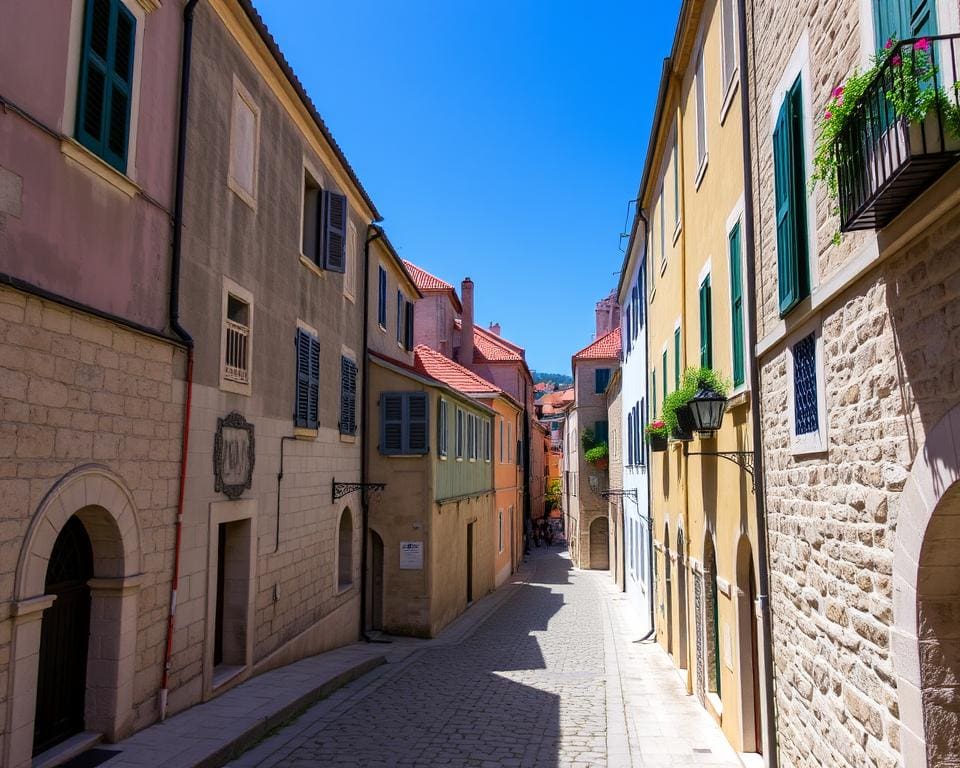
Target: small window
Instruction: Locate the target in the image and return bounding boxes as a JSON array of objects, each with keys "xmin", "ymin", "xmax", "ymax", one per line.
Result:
[
  {"xmin": 75, "ymin": 0, "xmax": 137, "ymax": 173},
  {"xmin": 456, "ymin": 407, "xmax": 464, "ymax": 459},
  {"xmin": 699, "ymin": 275, "xmax": 713, "ymax": 368},
  {"xmin": 662, "ymin": 349, "xmax": 668, "ymax": 405},
  {"xmin": 302, "ymin": 169, "xmax": 322, "ymax": 262},
  {"xmin": 404, "ymin": 301, "xmax": 415, "ymax": 351},
  {"xmin": 507, "ymin": 423, "xmax": 512, "ymax": 463},
  {"xmin": 380, "ymin": 392, "xmax": 429, "ymax": 455},
  {"xmin": 793, "ymin": 334, "xmax": 818, "ymax": 436},
  {"xmin": 674, "ymin": 327, "xmax": 681, "ymax": 390},
  {"xmin": 295, "ymin": 328, "xmax": 320, "ymax": 430},
  {"xmin": 499, "ymin": 419, "xmax": 504, "ymax": 463},
  {"xmin": 729, "ymin": 222, "xmax": 745, "ymax": 387},
  {"xmin": 467, "ymin": 414, "xmax": 476, "ymax": 461},
  {"xmin": 595, "ymin": 421, "xmax": 608, "ymax": 444},
  {"xmin": 695, "ymin": 50, "xmax": 707, "ymax": 172},
  {"xmin": 378, "ymin": 266, "xmax": 387, "ymax": 328},
  {"xmin": 438, "ymin": 399, "xmax": 448, "ymax": 457},
  {"xmin": 339, "ymin": 356, "xmax": 358, "ymax": 436},
  {"xmin": 224, "ymin": 294, "xmax": 250, "ymax": 385},
  {"xmin": 484, "ymin": 419, "xmax": 491, "ymax": 461},
  {"xmin": 721, "ymin": 0, "xmax": 738, "ymax": 90},
  {"xmin": 228, "ymin": 81, "xmax": 260, "ymax": 208},
  {"xmin": 595, "ymin": 368, "xmax": 611, "ymax": 394}
]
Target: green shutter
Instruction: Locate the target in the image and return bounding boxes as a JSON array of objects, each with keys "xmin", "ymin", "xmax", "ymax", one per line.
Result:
[
  {"xmin": 595, "ymin": 421, "xmax": 609, "ymax": 443},
  {"xmin": 662, "ymin": 350, "xmax": 667, "ymax": 404},
  {"xmin": 674, "ymin": 328, "xmax": 681, "ymax": 390},
  {"xmin": 874, "ymin": 0, "xmax": 936, "ymax": 47},
  {"xmin": 729, "ymin": 222, "xmax": 745, "ymax": 387},
  {"xmin": 788, "ymin": 80, "xmax": 810, "ymax": 303},
  {"xmin": 76, "ymin": 0, "xmax": 135, "ymax": 173},
  {"xmin": 699, "ymin": 276, "xmax": 713, "ymax": 369}
]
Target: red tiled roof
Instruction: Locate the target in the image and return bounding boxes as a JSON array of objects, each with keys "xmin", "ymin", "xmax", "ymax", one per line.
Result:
[
  {"xmin": 454, "ymin": 320, "xmax": 524, "ymax": 363},
  {"xmin": 573, "ymin": 328, "xmax": 622, "ymax": 361},
  {"xmin": 414, "ymin": 346, "xmax": 501, "ymax": 395},
  {"xmin": 402, "ymin": 260, "xmax": 453, "ymax": 292}
]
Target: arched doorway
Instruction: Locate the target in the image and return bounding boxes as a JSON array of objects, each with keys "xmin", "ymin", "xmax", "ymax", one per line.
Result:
[
  {"xmin": 676, "ymin": 529, "xmax": 688, "ymax": 671},
  {"xmin": 736, "ymin": 536, "xmax": 762, "ymax": 755},
  {"xmin": 664, "ymin": 523, "xmax": 673, "ymax": 656},
  {"xmin": 370, "ymin": 530, "xmax": 384, "ymax": 631},
  {"xmin": 338, "ymin": 508, "xmax": 353, "ymax": 591},
  {"xmin": 34, "ymin": 516, "xmax": 94, "ymax": 755},
  {"xmin": 589, "ymin": 517, "xmax": 610, "ymax": 570}
]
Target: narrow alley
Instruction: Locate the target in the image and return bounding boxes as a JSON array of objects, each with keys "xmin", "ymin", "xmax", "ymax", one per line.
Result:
[{"xmin": 226, "ymin": 547, "xmax": 741, "ymax": 768}]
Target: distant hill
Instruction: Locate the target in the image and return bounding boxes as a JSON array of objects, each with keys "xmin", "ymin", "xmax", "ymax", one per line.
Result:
[{"xmin": 533, "ymin": 372, "xmax": 572, "ymax": 388}]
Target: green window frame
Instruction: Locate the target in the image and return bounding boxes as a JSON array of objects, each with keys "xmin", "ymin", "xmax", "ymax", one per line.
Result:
[
  {"xmin": 662, "ymin": 350, "xmax": 667, "ymax": 406},
  {"xmin": 674, "ymin": 327, "xmax": 681, "ymax": 390},
  {"xmin": 874, "ymin": 0, "xmax": 936, "ymax": 48},
  {"xmin": 652, "ymin": 370, "xmax": 657, "ymax": 417},
  {"xmin": 699, "ymin": 275, "xmax": 713, "ymax": 369},
  {"xmin": 773, "ymin": 75, "xmax": 810, "ymax": 316},
  {"xmin": 76, "ymin": 0, "xmax": 137, "ymax": 173},
  {"xmin": 729, "ymin": 222, "xmax": 745, "ymax": 387}
]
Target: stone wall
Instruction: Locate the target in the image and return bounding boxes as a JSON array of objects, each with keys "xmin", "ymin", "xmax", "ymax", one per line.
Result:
[{"xmin": 0, "ymin": 286, "xmax": 186, "ymax": 746}]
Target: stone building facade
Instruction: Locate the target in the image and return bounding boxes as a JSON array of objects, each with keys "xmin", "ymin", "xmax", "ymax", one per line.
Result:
[
  {"xmin": 745, "ymin": 0, "xmax": 960, "ymax": 765},
  {"xmin": 0, "ymin": 1, "xmax": 187, "ymax": 765}
]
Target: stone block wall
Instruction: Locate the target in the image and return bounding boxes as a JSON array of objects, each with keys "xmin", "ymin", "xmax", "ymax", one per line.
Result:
[{"xmin": 0, "ymin": 285, "xmax": 186, "ymax": 745}]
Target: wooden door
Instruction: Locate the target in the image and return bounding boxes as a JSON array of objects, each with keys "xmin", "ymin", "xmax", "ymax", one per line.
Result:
[{"xmin": 34, "ymin": 516, "xmax": 93, "ymax": 756}]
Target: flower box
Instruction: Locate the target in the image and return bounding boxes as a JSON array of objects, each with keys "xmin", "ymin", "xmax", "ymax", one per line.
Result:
[{"xmin": 649, "ymin": 435, "xmax": 668, "ymax": 453}]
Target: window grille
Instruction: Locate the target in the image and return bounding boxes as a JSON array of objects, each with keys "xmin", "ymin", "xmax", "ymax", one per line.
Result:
[{"xmin": 793, "ymin": 333, "xmax": 819, "ymax": 435}]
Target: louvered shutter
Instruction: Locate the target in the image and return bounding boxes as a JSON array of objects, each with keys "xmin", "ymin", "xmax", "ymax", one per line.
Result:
[
  {"xmin": 405, "ymin": 301, "xmax": 415, "ymax": 351},
  {"xmin": 406, "ymin": 392, "xmax": 429, "ymax": 454},
  {"xmin": 294, "ymin": 330, "xmax": 311, "ymax": 427},
  {"xmin": 76, "ymin": 0, "xmax": 136, "ymax": 172},
  {"xmin": 339, "ymin": 356, "xmax": 357, "ymax": 435},
  {"xmin": 674, "ymin": 328, "xmax": 681, "ymax": 389},
  {"xmin": 699, "ymin": 276, "xmax": 712, "ymax": 368},
  {"xmin": 307, "ymin": 334, "xmax": 320, "ymax": 429},
  {"xmin": 378, "ymin": 268, "xmax": 387, "ymax": 326},
  {"xmin": 323, "ymin": 191, "xmax": 348, "ymax": 272},
  {"xmin": 729, "ymin": 223, "xmax": 745, "ymax": 387},
  {"xmin": 788, "ymin": 80, "xmax": 809, "ymax": 303},
  {"xmin": 773, "ymin": 97, "xmax": 797, "ymax": 315},
  {"xmin": 381, "ymin": 394, "xmax": 403, "ymax": 454}
]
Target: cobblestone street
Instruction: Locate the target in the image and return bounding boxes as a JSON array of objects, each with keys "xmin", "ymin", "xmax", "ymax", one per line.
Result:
[{"xmin": 228, "ymin": 547, "xmax": 742, "ymax": 768}]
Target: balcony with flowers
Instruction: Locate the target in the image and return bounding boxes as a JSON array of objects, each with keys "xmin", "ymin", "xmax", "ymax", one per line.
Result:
[{"xmin": 814, "ymin": 36, "xmax": 960, "ymax": 234}]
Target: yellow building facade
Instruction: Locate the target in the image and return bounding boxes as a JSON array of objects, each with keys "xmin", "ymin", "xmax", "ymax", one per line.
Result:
[{"xmin": 640, "ymin": 0, "xmax": 769, "ymax": 759}]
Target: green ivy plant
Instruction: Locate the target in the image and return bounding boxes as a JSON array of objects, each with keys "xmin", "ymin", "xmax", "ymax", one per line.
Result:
[{"xmin": 813, "ymin": 37, "xmax": 960, "ymax": 244}]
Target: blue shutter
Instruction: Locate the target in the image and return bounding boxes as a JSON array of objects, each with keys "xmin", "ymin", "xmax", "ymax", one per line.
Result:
[
  {"xmin": 76, "ymin": 0, "xmax": 136, "ymax": 172},
  {"xmin": 295, "ymin": 329, "xmax": 311, "ymax": 428},
  {"xmin": 406, "ymin": 392, "xmax": 429, "ymax": 454},
  {"xmin": 405, "ymin": 301, "xmax": 415, "ymax": 351},
  {"xmin": 307, "ymin": 335, "xmax": 320, "ymax": 429},
  {"xmin": 378, "ymin": 267, "xmax": 387, "ymax": 327},
  {"xmin": 381, "ymin": 393, "xmax": 403, "ymax": 454},
  {"xmin": 323, "ymin": 191, "xmax": 347, "ymax": 272},
  {"xmin": 339, "ymin": 356, "xmax": 357, "ymax": 435},
  {"xmin": 627, "ymin": 409, "xmax": 634, "ymax": 466}
]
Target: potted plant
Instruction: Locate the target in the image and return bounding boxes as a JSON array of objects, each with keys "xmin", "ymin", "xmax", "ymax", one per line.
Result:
[
  {"xmin": 645, "ymin": 420, "xmax": 669, "ymax": 452},
  {"xmin": 662, "ymin": 367, "xmax": 731, "ymax": 442},
  {"xmin": 585, "ymin": 442, "xmax": 609, "ymax": 470}
]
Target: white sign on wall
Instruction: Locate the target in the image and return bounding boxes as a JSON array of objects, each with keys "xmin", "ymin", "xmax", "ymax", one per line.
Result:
[{"xmin": 399, "ymin": 541, "xmax": 423, "ymax": 570}]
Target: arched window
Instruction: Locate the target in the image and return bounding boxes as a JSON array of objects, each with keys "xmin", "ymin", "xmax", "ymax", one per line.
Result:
[{"xmin": 338, "ymin": 509, "xmax": 353, "ymax": 591}]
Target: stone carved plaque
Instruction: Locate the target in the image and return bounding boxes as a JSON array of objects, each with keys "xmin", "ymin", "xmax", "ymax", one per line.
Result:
[
  {"xmin": 214, "ymin": 412, "xmax": 255, "ymax": 500},
  {"xmin": 694, "ymin": 572, "xmax": 706, "ymax": 705}
]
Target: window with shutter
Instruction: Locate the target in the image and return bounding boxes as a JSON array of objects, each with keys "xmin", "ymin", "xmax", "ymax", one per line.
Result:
[
  {"xmin": 595, "ymin": 368, "xmax": 611, "ymax": 394},
  {"xmin": 729, "ymin": 222, "xmax": 745, "ymax": 387},
  {"xmin": 651, "ymin": 370, "xmax": 656, "ymax": 416},
  {"xmin": 595, "ymin": 421, "xmax": 609, "ymax": 444},
  {"xmin": 699, "ymin": 275, "xmax": 713, "ymax": 368},
  {"xmin": 76, "ymin": 0, "xmax": 136, "ymax": 173},
  {"xmin": 484, "ymin": 420, "xmax": 491, "ymax": 461},
  {"xmin": 295, "ymin": 328, "xmax": 320, "ymax": 430},
  {"xmin": 405, "ymin": 301, "xmax": 415, "ymax": 351},
  {"xmin": 695, "ymin": 50, "xmax": 707, "ymax": 171},
  {"xmin": 499, "ymin": 419, "xmax": 504, "ymax": 463},
  {"xmin": 377, "ymin": 267, "xmax": 387, "ymax": 328},
  {"xmin": 874, "ymin": 0, "xmax": 936, "ymax": 48},
  {"xmin": 322, "ymin": 191, "xmax": 347, "ymax": 272},
  {"xmin": 627, "ymin": 408, "xmax": 634, "ymax": 466},
  {"xmin": 339, "ymin": 356, "xmax": 357, "ymax": 435},
  {"xmin": 380, "ymin": 392, "xmax": 428, "ymax": 455},
  {"xmin": 302, "ymin": 170, "xmax": 322, "ymax": 263},
  {"xmin": 456, "ymin": 408, "xmax": 464, "ymax": 459},
  {"xmin": 438, "ymin": 398, "xmax": 448, "ymax": 457},
  {"xmin": 380, "ymin": 393, "xmax": 403, "ymax": 454},
  {"xmin": 406, "ymin": 392, "xmax": 428, "ymax": 453},
  {"xmin": 396, "ymin": 290, "xmax": 403, "ymax": 345},
  {"xmin": 674, "ymin": 327, "xmax": 681, "ymax": 390},
  {"xmin": 774, "ymin": 75, "xmax": 810, "ymax": 316}
]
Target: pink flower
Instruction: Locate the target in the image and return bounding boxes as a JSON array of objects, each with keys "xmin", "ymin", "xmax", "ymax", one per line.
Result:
[
  {"xmin": 885, "ymin": 38, "xmax": 895, "ymax": 49},
  {"xmin": 915, "ymin": 37, "xmax": 930, "ymax": 51},
  {"xmin": 833, "ymin": 85, "xmax": 845, "ymax": 99},
  {"xmin": 824, "ymin": 110, "xmax": 833, "ymax": 120},
  {"xmin": 892, "ymin": 54, "xmax": 903, "ymax": 66}
]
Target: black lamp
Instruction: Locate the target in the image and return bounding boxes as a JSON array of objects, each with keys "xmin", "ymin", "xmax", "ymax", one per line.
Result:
[{"xmin": 687, "ymin": 387, "xmax": 726, "ymax": 437}]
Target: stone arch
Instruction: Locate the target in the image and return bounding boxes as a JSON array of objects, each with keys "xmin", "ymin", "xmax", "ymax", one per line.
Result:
[
  {"xmin": 735, "ymin": 534, "xmax": 762, "ymax": 755},
  {"xmin": 16, "ymin": 464, "xmax": 142, "ymax": 601},
  {"xmin": 892, "ymin": 405, "xmax": 960, "ymax": 767},
  {"xmin": 6, "ymin": 465, "xmax": 144, "ymax": 767}
]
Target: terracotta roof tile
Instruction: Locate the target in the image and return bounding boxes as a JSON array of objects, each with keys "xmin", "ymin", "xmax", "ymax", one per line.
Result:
[
  {"xmin": 414, "ymin": 346, "xmax": 501, "ymax": 395},
  {"xmin": 573, "ymin": 328, "xmax": 622, "ymax": 361},
  {"xmin": 453, "ymin": 320, "xmax": 525, "ymax": 363},
  {"xmin": 402, "ymin": 260, "xmax": 454, "ymax": 292}
]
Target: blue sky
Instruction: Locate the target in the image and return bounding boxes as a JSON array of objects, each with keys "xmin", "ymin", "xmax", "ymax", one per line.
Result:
[{"xmin": 257, "ymin": 1, "xmax": 680, "ymax": 374}]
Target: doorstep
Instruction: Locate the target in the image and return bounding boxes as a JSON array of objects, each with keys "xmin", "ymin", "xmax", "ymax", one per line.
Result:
[
  {"xmin": 33, "ymin": 731, "xmax": 102, "ymax": 768},
  {"xmin": 86, "ymin": 645, "xmax": 386, "ymax": 768}
]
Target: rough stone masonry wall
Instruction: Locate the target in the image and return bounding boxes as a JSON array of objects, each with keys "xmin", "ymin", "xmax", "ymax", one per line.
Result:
[
  {"xmin": 759, "ymin": 207, "xmax": 960, "ymax": 768},
  {"xmin": 0, "ymin": 285, "xmax": 185, "ymax": 738}
]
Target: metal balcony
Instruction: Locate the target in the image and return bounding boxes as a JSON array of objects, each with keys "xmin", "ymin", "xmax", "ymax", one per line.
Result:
[{"xmin": 836, "ymin": 35, "xmax": 960, "ymax": 232}]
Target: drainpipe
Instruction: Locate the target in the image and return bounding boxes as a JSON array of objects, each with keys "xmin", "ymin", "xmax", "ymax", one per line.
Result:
[
  {"xmin": 738, "ymin": 0, "xmax": 779, "ymax": 763},
  {"xmin": 160, "ymin": 0, "xmax": 199, "ymax": 722},
  {"xmin": 359, "ymin": 224, "xmax": 383, "ymax": 641}
]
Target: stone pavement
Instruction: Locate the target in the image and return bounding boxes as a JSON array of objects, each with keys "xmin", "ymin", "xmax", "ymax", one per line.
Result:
[{"xmin": 224, "ymin": 546, "xmax": 744, "ymax": 768}]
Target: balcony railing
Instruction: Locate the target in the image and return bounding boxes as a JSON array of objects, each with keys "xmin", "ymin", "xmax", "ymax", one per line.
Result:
[
  {"xmin": 224, "ymin": 319, "xmax": 250, "ymax": 384},
  {"xmin": 836, "ymin": 34, "xmax": 960, "ymax": 232}
]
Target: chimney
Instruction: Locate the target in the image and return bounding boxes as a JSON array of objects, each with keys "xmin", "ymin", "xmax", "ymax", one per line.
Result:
[
  {"xmin": 459, "ymin": 277, "xmax": 475, "ymax": 366},
  {"xmin": 489, "ymin": 322, "xmax": 501, "ymax": 336}
]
